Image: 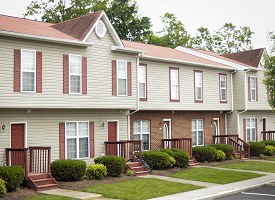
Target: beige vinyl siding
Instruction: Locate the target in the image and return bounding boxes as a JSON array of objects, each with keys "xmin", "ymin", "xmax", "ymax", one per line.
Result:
[
  {"xmin": 0, "ymin": 28, "xmax": 137, "ymax": 109},
  {"xmin": 232, "ymin": 70, "xmax": 245, "ymax": 110},
  {"xmin": 139, "ymin": 59, "xmax": 232, "ymax": 111},
  {"xmin": 0, "ymin": 109, "xmax": 128, "ymax": 164},
  {"xmin": 227, "ymin": 111, "xmax": 238, "ymax": 135}
]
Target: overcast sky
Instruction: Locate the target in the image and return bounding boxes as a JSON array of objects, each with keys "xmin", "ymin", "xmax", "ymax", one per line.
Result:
[{"xmin": 0, "ymin": 0, "xmax": 274, "ymax": 52}]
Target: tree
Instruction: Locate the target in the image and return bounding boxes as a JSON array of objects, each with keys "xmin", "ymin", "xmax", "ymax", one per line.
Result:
[
  {"xmin": 24, "ymin": 0, "xmax": 151, "ymax": 41},
  {"xmin": 263, "ymin": 55, "xmax": 275, "ymax": 109},
  {"xmin": 146, "ymin": 12, "xmax": 191, "ymax": 48}
]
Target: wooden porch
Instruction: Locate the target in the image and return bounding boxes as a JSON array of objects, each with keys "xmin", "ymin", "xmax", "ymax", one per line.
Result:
[
  {"xmin": 5, "ymin": 146, "xmax": 57, "ymax": 191},
  {"xmin": 262, "ymin": 131, "xmax": 275, "ymax": 141},
  {"xmin": 213, "ymin": 135, "xmax": 250, "ymax": 159}
]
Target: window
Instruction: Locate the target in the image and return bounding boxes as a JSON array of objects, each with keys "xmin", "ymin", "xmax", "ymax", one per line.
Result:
[
  {"xmin": 65, "ymin": 121, "xmax": 89, "ymax": 159},
  {"xmin": 246, "ymin": 118, "xmax": 256, "ymax": 142},
  {"xmin": 170, "ymin": 68, "xmax": 179, "ymax": 101},
  {"xmin": 133, "ymin": 120, "xmax": 150, "ymax": 150},
  {"xmin": 220, "ymin": 74, "xmax": 227, "ymax": 102},
  {"xmin": 250, "ymin": 77, "xmax": 257, "ymax": 101},
  {"xmin": 21, "ymin": 49, "xmax": 36, "ymax": 92},
  {"xmin": 195, "ymin": 71, "xmax": 203, "ymax": 102},
  {"xmin": 117, "ymin": 60, "xmax": 127, "ymax": 96},
  {"xmin": 69, "ymin": 55, "xmax": 82, "ymax": 94},
  {"xmin": 192, "ymin": 119, "xmax": 204, "ymax": 146},
  {"xmin": 139, "ymin": 65, "xmax": 147, "ymax": 99}
]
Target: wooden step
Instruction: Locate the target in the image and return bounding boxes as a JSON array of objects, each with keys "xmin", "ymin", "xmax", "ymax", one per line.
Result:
[
  {"xmin": 28, "ymin": 173, "xmax": 58, "ymax": 191},
  {"xmin": 36, "ymin": 183, "xmax": 58, "ymax": 192},
  {"xmin": 135, "ymin": 171, "xmax": 150, "ymax": 176},
  {"xmin": 188, "ymin": 157, "xmax": 199, "ymax": 166},
  {"xmin": 33, "ymin": 178, "xmax": 55, "ymax": 186},
  {"xmin": 126, "ymin": 161, "xmax": 150, "ymax": 176},
  {"xmin": 126, "ymin": 162, "xmax": 141, "ymax": 167}
]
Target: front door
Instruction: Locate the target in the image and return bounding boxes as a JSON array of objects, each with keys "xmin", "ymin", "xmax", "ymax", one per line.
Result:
[
  {"xmin": 11, "ymin": 123, "xmax": 25, "ymax": 148},
  {"xmin": 163, "ymin": 120, "xmax": 171, "ymax": 148},
  {"xmin": 262, "ymin": 118, "xmax": 267, "ymax": 132},
  {"xmin": 108, "ymin": 122, "xmax": 117, "ymax": 156}
]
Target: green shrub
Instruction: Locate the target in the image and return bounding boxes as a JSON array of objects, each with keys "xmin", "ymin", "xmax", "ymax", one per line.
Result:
[
  {"xmin": 126, "ymin": 170, "xmax": 135, "ymax": 176},
  {"xmin": 94, "ymin": 156, "xmax": 126, "ymax": 177},
  {"xmin": 192, "ymin": 146, "xmax": 217, "ymax": 162},
  {"xmin": 209, "ymin": 144, "xmax": 234, "ymax": 159},
  {"xmin": 262, "ymin": 140, "xmax": 275, "ymax": 147},
  {"xmin": 215, "ymin": 150, "xmax": 226, "ymax": 161},
  {"xmin": 0, "ymin": 166, "xmax": 24, "ymax": 192},
  {"xmin": 0, "ymin": 178, "xmax": 7, "ymax": 196},
  {"xmin": 248, "ymin": 142, "xmax": 265, "ymax": 156},
  {"xmin": 258, "ymin": 154, "xmax": 265, "ymax": 159},
  {"xmin": 51, "ymin": 159, "xmax": 86, "ymax": 181},
  {"xmin": 161, "ymin": 148, "xmax": 190, "ymax": 168},
  {"xmin": 142, "ymin": 151, "xmax": 174, "ymax": 169},
  {"xmin": 264, "ymin": 145, "xmax": 275, "ymax": 156},
  {"xmin": 86, "ymin": 164, "xmax": 107, "ymax": 180}
]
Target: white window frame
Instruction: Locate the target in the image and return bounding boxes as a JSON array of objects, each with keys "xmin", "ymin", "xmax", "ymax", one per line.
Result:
[
  {"xmin": 21, "ymin": 49, "xmax": 36, "ymax": 92},
  {"xmin": 195, "ymin": 71, "xmax": 203, "ymax": 101},
  {"xmin": 117, "ymin": 60, "xmax": 127, "ymax": 96},
  {"xmin": 192, "ymin": 119, "xmax": 204, "ymax": 146},
  {"xmin": 220, "ymin": 74, "xmax": 227, "ymax": 102},
  {"xmin": 133, "ymin": 120, "xmax": 150, "ymax": 151},
  {"xmin": 139, "ymin": 65, "xmax": 147, "ymax": 99},
  {"xmin": 69, "ymin": 54, "xmax": 82, "ymax": 94},
  {"xmin": 246, "ymin": 118, "xmax": 256, "ymax": 142},
  {"xmin": 65, "ymin": 121, "xmax": 90, "ymax": 159},
  {"xmin": 170, "ymin": 68, "xmax": 179, "ymax": 100},
  {"xmin": 250, "ymin": 76, "xmax": 257, "ymax": 101}
]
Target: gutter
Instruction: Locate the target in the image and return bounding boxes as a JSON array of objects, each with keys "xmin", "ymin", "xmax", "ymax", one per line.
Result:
[
  {"xmin": 111, "ymin": 46, "xmax": 144, "ymax": 54},
  {"xmin": 225, "ymin": 69, "xmax": 237, "ymax": 134}
]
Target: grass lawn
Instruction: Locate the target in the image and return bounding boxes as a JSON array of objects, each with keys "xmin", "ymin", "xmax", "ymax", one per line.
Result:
[
  {"xmin": 218, "ymin": 160, "xmax": 275, "ymax": 173},
  {"xmin": 83, "ymin": 178, "xmax": 202, "ymax": 200},
  {"xmin": 268, "ymin": 158, "xmax": 275, "ymax": 161},
  {"xmin": 25, "ymin": 194, "xmax": 79, "ymax": 200},
  {"xmin": 171, "ymin": 167, "xmax": 263, "ymax": 184}
]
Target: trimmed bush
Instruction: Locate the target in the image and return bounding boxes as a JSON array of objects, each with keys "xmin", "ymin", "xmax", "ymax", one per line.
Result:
[
  {"xmin": 264, "ymin": 145, "xmax": 275, "ymax": 156},
  {"xmin": 51, "ymin": 159, "xmax": 86, "ymax": 181},
  {"xmin": 209, "ymin": 144, "xmax": 234, "ymax": 159},
  {"xmin": 0, "ymin": 166, "xmax": 24, "ymax": 192},
  {"xmin": 142, "ymin": 151, "xmax": 175, "ymax": 169},
  {"xmin": 94, "ymin": 156, "xmax": 126, "ymax": 177},
  {"xmin": 161, "ymin": 148, "xmax": 190, "ymax": 168},
  {"xmin": 262, "ymin": 140, "xmax": 275, "ymax": 147},
  {"xmin": 215, "ymin": 150, "xmax": 226, "ymax": 161},
  {"xmin": 192, "ymin": 146, "xmax": 217, "ymax": 162},
  {"xmin": 248, "ymin": 142, "xmax": 265, "ymax": 156},
  {"xmin": 0, "ymin": 178, "xmax": 7, "ymax": 196},
  {"xmin": 86, "ymin": 164, "xmax": 107, "ymax": 179}
]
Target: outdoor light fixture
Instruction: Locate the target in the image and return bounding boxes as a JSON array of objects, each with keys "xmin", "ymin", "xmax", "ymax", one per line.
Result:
[
  {"xmin": 101, "ymin": 122, "xmax": 105, "ymax": 128},
  {"xmin": 0, "ymin": 124, "xmax": 5, "ymax": 131},
  {"xmin": 158, "ymin": 121, "xmax": 163, "ymax": 130}
]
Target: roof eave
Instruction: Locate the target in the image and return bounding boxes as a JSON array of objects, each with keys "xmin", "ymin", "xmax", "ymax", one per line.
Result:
[
  {"xmin": 111, "ymin": 46, "xmax": 144, "ymax": 54},
  {"xmin": 0, "ymin": 30, "xmax": 92, "ymax": 47}
]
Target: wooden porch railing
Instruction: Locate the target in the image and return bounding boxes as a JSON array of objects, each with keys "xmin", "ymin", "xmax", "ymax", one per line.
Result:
[
  {"xmin": 262, "ymin": 131, "xmax": 275, "ymax": 141},
  {"xmin": 5, "ymin": 147, "xmax": 52, "ymax": 179},
  {"xmin": 105, "ymin": 140, "xmax": 142, "ymax": 161},
  {"xmin": 162, "ymin": 138, "xmax": 192, "ymax": 156},
  {"xmin": 213, "ymin": 135, "xmax": 239, "ymax": 144}
]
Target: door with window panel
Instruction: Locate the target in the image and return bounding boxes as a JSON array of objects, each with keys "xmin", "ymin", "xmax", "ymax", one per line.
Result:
[
  {"xmin": 133, "ymin": 120, "xmax": 150, "ymax": 151},
  {"xmin": 192, "ymin": 119, "xmax": 204, "ymax": 146}
]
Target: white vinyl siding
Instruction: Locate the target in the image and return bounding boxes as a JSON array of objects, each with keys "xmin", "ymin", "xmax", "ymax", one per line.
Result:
[
  {"xmin": 139, "ymin": 65, "xmax": 146, "ymax": 98},
  {"xmin": 170, "ymin": 69, "xmax": 179, "ymax": 100},
  {"xmin": 195, "ymin": 71, "xmax": 203, "ymax": 101},
  {"xmin": 21, "ymin": 49, "xmax": 36, "ymax": 92},
  {"xmin": 220, "ymin": 74, "xmax": 227, "ymax": 102},
  {"xmin": 133, "ymin": 120, "xmax": 150, "ymax": 151},
  {"xmin": 250, "ymin": 77, "xmax": 257, "ymax": 101},
  {"xmin": 192, "ymin": 119, "xmax": 204, "ymax": 146},
  {"xmin": 117, "ymin": 60, "xmax": 127, "ymax": 96},
  {"xmin": 69, "ymin": 54, "xmax": 82, "ymax": 94},
  {"xmin": 246, "ymin": 118, "xmax": 256, "ymax": 142},
  {"xmin": 65, "ymin": 121, "xmax": 89, "ymax": 159}
]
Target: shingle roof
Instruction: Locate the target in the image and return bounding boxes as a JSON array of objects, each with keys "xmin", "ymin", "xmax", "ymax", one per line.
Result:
[
  {"xmin": 222, "ymin": 48, "xmax": 265, "ymax": 67},
  {"xmin": 123, "ymin": 40, "xmax": 230, "ymax": 68}
]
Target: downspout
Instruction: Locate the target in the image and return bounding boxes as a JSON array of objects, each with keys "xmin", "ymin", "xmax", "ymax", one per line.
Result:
[
  {"xmin": 237, "ymin": 68, "xmax": 251, "ymax": 135},
  {"xmin": 225, "ymin": 69, "xmax": 237, "ymax": 135},
  {"xmin": 127, "ymin": 53, "xmax": 143, "ymax": 140}
]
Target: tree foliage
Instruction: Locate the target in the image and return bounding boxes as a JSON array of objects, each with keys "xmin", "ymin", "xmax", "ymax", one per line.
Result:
[{"xmin": 24, "ymin": 0, "xmax": 151, "ymax": 41}]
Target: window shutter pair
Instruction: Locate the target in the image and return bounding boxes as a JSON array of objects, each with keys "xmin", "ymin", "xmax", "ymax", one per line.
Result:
[
  {"xmin": 14, "ymin": 49, "xmax": 42, "ymax": 93},
  {"xmin": 112, "ymin": 60, "xmax": 132, "ymax": 96},
  {"xmin": 59, "ymin": 122, "xmax": 94, "ymax": 159},
  {"xmin": 63, "ymin": 55, "xmax": 87, "ymax": 94}
]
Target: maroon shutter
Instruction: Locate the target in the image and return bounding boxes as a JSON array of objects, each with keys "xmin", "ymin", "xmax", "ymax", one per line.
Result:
[
  {"xmin": 112, "ymin": 60, "xmax": 117, "ymax": 96},
  {"xmin": 248, "ymin": 77, "xmax": 251, "ymax": 101},
  {"xmin": 63, "ymin": 55, "xmax": 69, "ymax": 94},
  {"xmin": 89, "ymin": 121, "xmax": 94, "ymax": 158},
  {"xmin": 243, "ymin": 118, "xmax": 246, "ymax": 142},
  {"xmin": 256, "ymin": 78, "xmax": 258, "ymax": 101},
  {"xmin": 255, "ymin": 118, "xmax": 258, "ymax": 141},
  {"xmin": 127, "ymin": 62, "xmax": 132, "ymax": 96},
  {"xmin": 82, "ymin": 56, "xmax": 87, "ymax": 95},
  {"xmin": 14, "ymin": 49, "xmax": 21, "ymax": 92},
  {"xmin": 36, "ymin": 51, "xmax": 42, "ymax": 93},
  {"xmin": 59, "ymin": 122, "xmax": 65, "ymax": 159}
]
